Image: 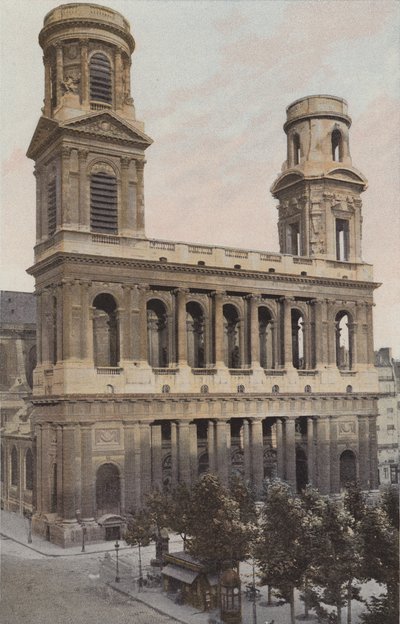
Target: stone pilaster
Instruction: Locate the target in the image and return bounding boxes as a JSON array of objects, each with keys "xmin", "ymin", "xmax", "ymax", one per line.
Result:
[
  {"xmin": 56, "ymin": 425, "xmax": 63, "ymax": 516},
  {"xmin": 250, "ymin": 418, "xmax": 264, "ymax": 495},
  {"xmin": 215, "ymin": 420, "xmax": 229, "ymax": 485},
  {"xmin": 140, "ymin": 422, "xmax": 152, "ymax": 499},
  {"xmin": 329, "ymin": 417, "xmax": 339, "ymax": 493},
  {"xmin": 306, "ymin": 417, "xmax": 315, "ymax": 485},
  {"xmin": 213, "ymin": 292, "xmax": 225, "ymax": 367},
  {"xmin": 114, "ymin": 48, "xmax": 123, "ymax": 109},
  {"xmin": 177, "ymin": 421, "xmax": 191, "ymax": 485},
  {"xmin": 189, "ymin": 423, "xmax": 198, "ymax": 483},
  {"xmin": 276, "ymin": 418, "xmax": 284, "ymax": 479},
  {"xmin": 358, "ymin": 415, "xmax": 370, "ymax": 490},
  {"xmin": 249, "ymin": 296, "xmax": 261, "ymax": 368},
  {"xmin": 55, "ymin": 42, "xmax": 63, "ymax": 107},
  {"xmin": 34, "ymin": 426, "xmax": 42, "ymax": 513},
  {"xmin": 176, "ymin": 289, "xmax": 189, "ymax": 366},
  {"xmin": 151, "ymin": 424, "xmax": 163, "ymax": 489},
  {"xmin": 242, "ymin": 419, "xmax": 251, "ymax": 481},
  {"xmin": 171, "ymin": 422, "xmax": 178, "ymax": 486},
  {"xmin": 61, "ymin": 425, "xmax": 76, "ymax": 522},
  {"xmin": 43, "ymin": 53, "xmax": 52, "ymax": 116},
  {"xmin": 61, "ymin": 147, "xmax": 71, "ymax": 226},
  {"xmin": 207, "ymin": 421, "xmax": 216, "ymax": 473},
  {"xmin": 315, "ymin": 416, "xmax": 331, "ymax": 494},
  {"xmin": 368, "ymin": 414, "xmax": 379, "ymax": 489},
  {"xmin": 135, "ymin": 160, "xmax": 145, "ymax": 235},
  {"xmin": 80, "ymin": 425, "xmax": 94, "ymax": 520},
  {"xmin": 283, "ymin": 298, "xmax": 294, "ymax": 369},
  {"xmin": 285, "ymin": 418, "xmax": 296, "ymax": 490},
  {"xmin": 138, "ymin": 286, "xmax": 150, "ymax": 364},
  {"xmin": 79, "ymin": 39, "xmax": 89, "ymax": 107},
  {"xmin": 41, "ymin": 424, "xmax": 52, "ymax": 514},
  {"xmin": 78, "ymin": 149, "xmax": 89, "ymax": 229}
]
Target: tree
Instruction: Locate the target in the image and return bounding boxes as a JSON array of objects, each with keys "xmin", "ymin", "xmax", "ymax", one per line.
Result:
[
  {"xmin": 381, "ymin": 485, "xmax": 399, "ymax": 530},
  {"xmin": 124, "ymin": 508, "xmax": 154, "ymax": 590},
  {"xmin": 256, "ymin": 481, "xmax": 312, "ymax": 624},
  {"xmin": 145, "ymin": 488, "xmax": 173, "ymax": 559},
  {"xmin": 342, "ymin": 482, "xmax": 367, "ymax": 624},
  {"xmin": 165, "ymin": 483, "xmax": 192, "ymax": 550},
  {"xmin": 229, "ymin": 474, "xmax": 258, "ymax": 525},
  {"xmin": 187, "ymin": 473, "xmax": 254, "ymax": 572}
]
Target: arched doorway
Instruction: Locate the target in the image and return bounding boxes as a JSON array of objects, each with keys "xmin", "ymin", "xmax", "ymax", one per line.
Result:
[
  {"xmin": 340, "ymin": 450, "xmax": 357, "ymax": 487},
  {"xmin": 296, "ymin": 447, "xmax": 308, "ymax": 492},
  {"xmin": 96, "ymin": 463, "xmax": 121, "ymax": 516}
]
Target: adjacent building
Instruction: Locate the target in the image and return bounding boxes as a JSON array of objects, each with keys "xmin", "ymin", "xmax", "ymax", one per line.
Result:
[
  {"xmin": 1, "ymin": 3, "xmax": 381, "ymax": 546},
  {"xmin": 375, "ymin": 348, "xmax": 400, "ymax": 486}
]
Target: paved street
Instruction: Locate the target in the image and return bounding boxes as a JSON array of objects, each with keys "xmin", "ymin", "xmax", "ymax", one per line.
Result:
[{"xmin": 1, "ymin": 536, "xmax": 174, "ymax": 624}]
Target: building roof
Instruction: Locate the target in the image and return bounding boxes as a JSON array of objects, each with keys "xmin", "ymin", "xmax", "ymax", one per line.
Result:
[{"xmin": 0, "ymin": 291, "xmax": 36, "ymax": 325}]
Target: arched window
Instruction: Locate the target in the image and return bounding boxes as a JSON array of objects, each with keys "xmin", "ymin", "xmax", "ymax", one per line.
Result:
[
  {"xmin": 340, "ymin": 450, "xmax": 357, "ymax": 487},
  {"xmin": 186, "ymin": 302, "xmax": 205, "ymax": 368},
  {"xmin": 200, "ymin": 385, "xmax": 209, "ymax": 394},
  {"xmin": 96, "ymin": 463, "xmax": 121, "ymax": 516},
  {"xmin": 147, "ymin": 299, "xmax": 169, "ymax": 367},
  {"xmin": 25, "ymin": 449, "xmax": 34, "ymax": 491},
  {"xmin": 346, "ymin": 384, "xmax": 353, "ymax": 394},
  {"xmin": 304, "ymin": 385, "xmax": 312, "ymax": 394},
  {"xmin": 198, "ymin": 452, "xmax": 209, "ymax": 476},
  {"xmin": 93, "ymin": 294, "xmax": 119, "ymax": 367},
  {"xmin": 332, "ymin": 128, "xmax": 343, "ymax": 162},
  {"xmin": 293, "ymin": 133, "xmax": 301, "ymax": 165},
  {"xmin": 291, "ymin": 309, "xmax": 304, "ymax": 369},
  {"xmin": 223, "ymin": 304, "xmax": 240, "ymax": 368},
  {"xmin": 11, "ymin": 446, "xmax": 18, "ymax": 486},
  {"xmin": 336, "ymin": 311, "xmax": 352, "ymax": 369},
  {"xmin": 90, "ymin": 52, "xmax": 112, "ymax": 105},
  {"xmin": 259, "ymin": 307, "xmax": 274, "ymax": 369},
  {"xmin": 272, "ymin": 385, "xmax": 279, "ymax": 394},
  {"xmin": 162, "ymin": 384, "xmax": 170, "ymax": 394},
  {"xmin": 90, "ymin": 170, "xmax": 118, "ymax": 234},
  {"xmin": 237, "ymin": 384, "xmax": 245, "ymax": 394}
]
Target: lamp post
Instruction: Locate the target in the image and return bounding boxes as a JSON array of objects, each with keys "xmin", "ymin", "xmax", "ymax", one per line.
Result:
[
  {"xmin": 76, "ymin": 509, "xmax": 86, "ymax": 552},
  {"xmin": 115, "ymin": 539, "xmax": 120, "ymax": 583}
]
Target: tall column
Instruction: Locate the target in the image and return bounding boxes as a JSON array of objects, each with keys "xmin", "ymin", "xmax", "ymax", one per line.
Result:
[
  {"xmin": 114, "ymin": 48, "xmax": 123, "ymax": 109},
  {"xmin": 177, "ymin": 421, "xmax": 191, "ymax": 485},
  {"xmin": 140, "ymin": 422, "xmax": 152, "ymax": 501},
  {"xmin": 56, "ymin": 426, "xmax": 63, "ymax": 516},
  {"xmin": 121, "ymin": 286, "xmax": 133, "ymax": 361},
  {"xmin": 61, "ymin": 147, "xmax": 71, "ymax": 226},
  {"xmin": 306, "ymin": 417, "xmax": 315, "ymax": 485},
  {"xmin": 135, "ymin": 160, "xmax": 145, "ymax": 236},
  {"xmin": 80, "ymin": 425, "xmax": 94, "ymax": 520},
  {"xmin": 189, "ymin": 423, "xmax": 198, "ymax": 483},
  {"xmin": 138, "ymin": 286, "xmax": 150, "ymax": 364},
  {"xmin": 62, "ymin": 425, "xmax": 76, "ymax": 522},
  {"xmin": 242, "ymin": 419, "xmax": 251, "ymax": 481},
  {"xmin": 55, "ymin": 42, "xmax": 63, "ymax": 107},
  {"xmin": 365, "ymin": 304, "xmax": 375, "ymax": 365},
  {"xmin": 313, "ymin": 299, "xmax": 326, "ymax": 367},
  {"xmin": 283, "ymin": 298, "xmax": 294, "ymax": 369},
  {"xmin": 41, "ymin": 289, "xmax": 52, "ymax": 366},
  {"xmin": 315, "ymin": 417, "xmax": 331, "ymax": 494},
  {"xmin": 176, "ymin": 289, "xmax": 188, "ymax": 366},
  {"xmin": 216, "ymin": 420, "xmax": 229, "ymax": 485},
  {"xmin": 41, "ymin": 424, "xmax": 52, "ymax": 513},
  {"xmin": 349, "ymin": 320, "xmax": 358, "ymax": 369},
  {"xmin": 124, "ymin": 423, "xmax": 136, "ymax": 514},
  {"xmin": 34, "ymin": 426, "xmax": 42, "ymax": 513},
  {"xmin": 285, "ymin": 418, "xmax": 296, "ymax": 490},
  {"xmin": 213, "ymin": 292, "xmax": 225, "ymax": 367},
  {"xmin": 80, "ymin": 39, "xmax": 89, "ymax": 107},
  {"xmin": 43, "ymin": 53, "xmax": 52, "ymax": 116},
  {"xmin": 276, "ymin": 418, "xmax": 284, "ymax": 479},
  {"xmin": 358, "ymin": 415, "xmax": 370, "ymax": 490},
  {"xmin": 329, "ymin": 417, "xmax": 339, "ymax": 494},
  {"xmin": 249, "ymin": 296, "xmax": 261, "ymax": 368},
  {"xmin": 207, "ymin": 421, "xmax": 216, "ymax": 472},
  {"xmin": 368, "ymin": 414, "xmax": 379, "ymax": 489},
  {"xmin": 171, "ymin": 422, "xmax": 178, "ymax": 486},
  {"xmin": 303, "ymin": 319, "xmax": 311, "ymax": 370},
  {"xmin": 151, "ymin": 424, "xmax": 163, "ymax": 489},
  {"xmin": 78, "ymin": 149, "xmax": 89, "ymax": 229},
  {"xmin": 250, "ymin": 419, "xmax": 264, "ymax": 496},
  {"xmin": 120, "ymin": 156, "xmax": 131, "ymax": 235},
  {"xmin": 61, "ymin": 281, "xmax": 72, "ymax": 361},
  {"xmin": 326, "ymin": 301, "xmax": 336, "ymax": 366}
]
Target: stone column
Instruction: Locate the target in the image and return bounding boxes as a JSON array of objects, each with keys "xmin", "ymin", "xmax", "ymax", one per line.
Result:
[
  {"xmin": 250, "ymin": 418, "xmax": 264, "ymax": 496},
  {"xmin": 176, "ymin": 289, "xmax": 188, "ymax": 366},
  {"xmin": 315, "ymin": 417, "xmax": 331, "ymax": 494},
  {"xmin": 41, "ymin": 425, "xmax": 52, "ymax": 514},
  {"xmin": 140, "ymin": 423, "xmax": 152, "ymax": 501},
  {"xmin": 151, "ymin": 424, "xmax": 163, "ymax": 489},
  {"xmin": 62, "ymin": 425, "xmax": 76, "ymax": 522},
  {"xmin": 138, "ymin": 286, "xmax": 150, "ymax": 364},
  {"xmin": 276, "ymin": 418, "xmax": 284, "ymax": 479},
  {"xmin": 207, "ymin": 421, "xmax": 216, "ymax": 472},
  {"xmin": 306, "ymin": 417, "xmax": 315, "ymax": 485},
  {"xmin": 80, "ymin": 39, "xmax": 89, "ymax": 107},
  {"xmin": 213, "ymin": 292, "xmax": 225, "ymax": 367},
  {"xmin": 120, "ymin": 286, "xmax": 133, "ymax": 361},
  {"xmin": 35, "ymin": 426, "xmax": 42, "ymax": 513},
  {"xmin": 55, "ymin": 42, "xmax": 63, "ymax": 107},
  {"xmin": 329, "ymin": 418, "xmax": 339, "ymax": 494},
  {"xmin": 120, "ymin": 156, "xmax": 131, "ymax": 235},
  {"xmin": 303, "ymin": 319, "xmax": 311, "ymax": 370},
  {"xmin": 326, "ymin": 301, "xmax": 336, "ymax": 366},
  {"xmin": 171, "ymin": 422, "xmax": 178, "ymax": 486},
  {"xmin": 61, "ymin": 147, "xmax": 71, "ymax": 227},
  {"xmin": 135, "ymin": 160, "xmax": 145, "ymax": 236},
  {"xmin": 349, "ymin": 320, "xmax": 358, "ymax": 369},
  {"xmin": 61, "ymin": 281, "xmax": 72, "ymax": 361},
  {"xmin": 368, "ymin": 414, "xmax": 379, "ymax": 489},
  {"xmin": 80, "ymin": 425, "xmax": 94, "ymax": 520},
  {"xmin": 124, "ymin": 422, "xmax": 140, "ymax": 513},
  {"xmin": 34, "ymin": 166, "xmax": 42, "ymax": 242},
  {"xmin": 35, "ymin": 291, "xmax": 43, "ymax": 366},
  {"xmin": 189, "ymin": 423, "xmax": 198, "ymax": 483},
  {"xmin": 78, "ymin": 149, "xmax": 89, "ymax": 229},
  {"xmin": 249, "ymin": 296, "xmax": 261, "ymax": 368},
  {"xmin": 242, "ymin": 419, "xmax": 251, "ymax": 481},
  {"xmin": 215, "ymin": 420, "xmax": 229, "ymax": 485},
  {"xmin": 285, "ymin": 418, "xmax": 296, "ymax": 490},
  {"xmin": 178, "ymin": 422, "xmax": 191, "ymax": 485},
  {"xmin": 114, "ymin": 48, "xmax": 123, "ymax": 109},
  {"xmin": 358, "ymin": 415, "xmax": 370, "ymax": 490},
  {"xmin": 283, "ymin": 298, "xmax": 294, "ymax": 369},
  {"xmin": 365, "ymin": 304, "xmax": 375, "ymax": 365},
  {"xmin": 313, "ymin": 299, "xmax": 326, "ymax": 367},
  {"xmin": 56, "ymin": 426, "xmax": 63, "ymax": 516},
  {"xmin": 43, "ymin": 53, "xmax": 52, "ymax": 116},
  {"xmin": 41, "ymin": 289, "xmax": 52, "ymax": 366}
]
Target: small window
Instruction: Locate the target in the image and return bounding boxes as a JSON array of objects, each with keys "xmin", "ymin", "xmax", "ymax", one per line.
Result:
[
  {"xmin": 272, "ymin": 385, "xmax": 279, "ymax": 395},
  {"xmin": 304, "ymin": 385, "xmax": 311, "ymax": 394},
  {"xmin": 90, "ymin": 172, "xmax": 118, "ymax": 234},
  {"xmin": 293, "ymin": 133, "xmax": 301, "ymax": 165},
  {"xmin": 162, "ymin": 384, "xmax": 170, "ymax": 394},
  {"xmin": 336, "ymin": 219, "xmax": 349, "ymax": 261},
  {"xmin": 200, "ymin": 385, "xmax": 209, "ymax": 394},
  {"xmin": 25, "ymin": 449, "xmax": 34, "ymax": 491},
  {"xmin": 90, "ymin": 53, "xmax": 112, "ymax": 105},
  {"xmin": 346, "ymin": 385, "xmax": 353, "ymax": 394},
  {"xmin": 287, "ymin": 222, "xmax": 301, "ymax": 255},
  {"xmin": 237, "ymin": 385, "xmax": 245, "ymax": 394},
  {"xmin": 332, "ymin": 129, "xmax": 343, "ymax": 162},
  {"xmin": 47, "ymin": 178, "xmax": 57, "ymax": 236}
]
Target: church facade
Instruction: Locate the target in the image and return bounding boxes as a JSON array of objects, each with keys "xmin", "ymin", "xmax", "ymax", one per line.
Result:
[{"xmin": 3, "ymin": 3, "xmax": 380, "ymax": 546}]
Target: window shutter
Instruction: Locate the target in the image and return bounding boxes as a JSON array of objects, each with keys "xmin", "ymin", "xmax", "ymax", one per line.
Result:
[
  {"xmin": 90, "ymin": 172, "xmax": 118, "ymax": 234},
  {"xmin": 47, "ymin": 179, "xmax": 57, "ymax": 236},
  {"xmin": 90, "ymin": 53, "xmax": 112, "ymax": 104}
]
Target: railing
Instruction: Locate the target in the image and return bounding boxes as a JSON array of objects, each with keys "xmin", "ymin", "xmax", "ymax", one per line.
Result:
[
  {"xmin": 225, "ymin": 249, "xmax": 248, "ymax": 259},
  {"xmin": 264, "ymin": 369, "xmax": 286, "ymax": 376},
  {"xmin": 152, "ymin": 368, "xmax": 179, "ymax": 375},
  {"xmin": 188, "ymin": 245, "xmax": 213, "ymax": 255},
  {"xmin": 298, "ymin": 370, "xmax": 318, "ymax": 376},
  {"xmin": 149, "ymin": 240, "xmax": 176, "ymax": 251},
  {"xmin": 191, "ymin": 368, "xmax": 217, "ymax": 375},
  {"xmin": 90, "ymin": 101, "xmax": 112, "ymax": 111},
  {"xmin": 293, "ymin": 257, "xmax": 313, "ymax": 265},
  {"xmin": 228, "ymin": 368, "xmax": 253, "ymax": 375},
  {"xmin": 97, "ymin": 367, "xmax": 122, "ymax": 375},
  {"xmin": 92, "ymin": 233, "xmax": 120, "ymax": 245},
  {"xmin": 259, "ymin": 253, "xmax": 282, "ymax": 262}
]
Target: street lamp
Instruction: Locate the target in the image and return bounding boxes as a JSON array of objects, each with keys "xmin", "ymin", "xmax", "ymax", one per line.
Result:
[
  {"xmin": 115, "ymin": 539, "xmax": 120, "ymax": 583},
  {"xmin": 76, "ymin": 510, "xmax": 86, "ymax": 552}
]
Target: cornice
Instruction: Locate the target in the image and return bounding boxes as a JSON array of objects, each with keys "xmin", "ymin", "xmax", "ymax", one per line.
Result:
[
  {"xmin": 39, "ymin": 19, "xmax": 135, "ymax": 53},
  {"xmin": 27, "ymin": 251, "xmax": 381, "ymax": 291}
]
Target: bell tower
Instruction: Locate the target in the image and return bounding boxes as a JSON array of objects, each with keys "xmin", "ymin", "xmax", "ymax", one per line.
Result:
[{"xmin": 271, "ymin": 95, "xmax": 367, "ymax": 263}]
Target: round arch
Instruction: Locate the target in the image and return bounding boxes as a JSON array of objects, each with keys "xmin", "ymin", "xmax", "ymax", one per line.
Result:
[
  {"xmin": 339, "ymin": 449, "xmax": 357, "ymax": 487},
  {"xmin": 92, "ymin": 293, "xmax": 119, "ymax": 367},
  {"xmin": 147, "ymin": 298, "xmax": 169, "ymax": 367},
  {"xmin": 96, "ymin": 462, "xmax": 121, "ymax": 516}
]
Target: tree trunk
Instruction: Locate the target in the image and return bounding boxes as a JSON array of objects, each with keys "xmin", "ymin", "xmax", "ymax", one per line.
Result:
[
  {"xmin": 337, "ymin": 601, "xmax": 342, "ymax": 624},
  {"xmin": 267, "ymin": 585, "xmax": 272, "ymax": 605},
  {"xmin": 304, "ymin": 578, "xmax": 309, "ymax": 617},
  {"xmin": 347, "ymin": 582, "xmax": 352, "ymax": 624},
  {"xmin": 290, "ymin": 586, "xmax": 295, "ymax": 624}
]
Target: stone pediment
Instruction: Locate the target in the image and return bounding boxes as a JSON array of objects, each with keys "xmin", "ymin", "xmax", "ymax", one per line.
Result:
[
  {"xmin": 326, "ymin": 167, "xmax": 367, "ymax": 189},
  {"xmin": 27, "ymin": 112, "xmax": 152, "ymax": 159},
  {"xmin": 271, "ymin": 170, "xmax": 304, "ymax": 195},
  {"xmin": 62, "ymin": 112, "xmax": 153, "ymax": 148}
]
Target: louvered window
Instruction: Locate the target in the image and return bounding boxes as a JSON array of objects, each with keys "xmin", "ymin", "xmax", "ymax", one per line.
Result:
[
  {"xmin": 47, "ymin": 179, "xmax": 57, "ymax": 236},
  {"xmin": 90, "ymin": 172, "xmax": 118, "ymax": 234},
  {"xmin": 90, "ymin": 53, "xmax": 112, "ymax": 105}
]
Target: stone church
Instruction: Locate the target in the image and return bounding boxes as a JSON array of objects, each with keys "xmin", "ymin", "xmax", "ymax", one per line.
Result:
[{"xmin": 1, "ymin": 3, "xmax": 380, "ymax": 546}]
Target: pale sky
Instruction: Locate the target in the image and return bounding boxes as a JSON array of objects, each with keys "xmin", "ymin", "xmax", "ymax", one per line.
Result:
[{"xmin": 1, "ymin": 0, "xmax": 399, "ymax": 356}]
